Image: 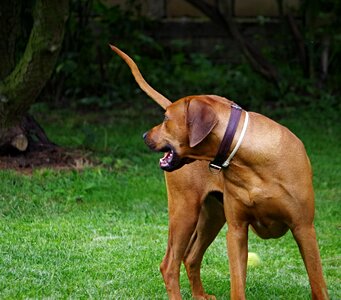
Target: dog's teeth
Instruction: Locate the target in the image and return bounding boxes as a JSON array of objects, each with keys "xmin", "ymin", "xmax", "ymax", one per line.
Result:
[
  {"xmin": 167, "ymin": 152, "xmax": 173, "ymax": 162},
  {"xmin": 160, "ymin": 151, "xmax": 173, "ymax": 167}
]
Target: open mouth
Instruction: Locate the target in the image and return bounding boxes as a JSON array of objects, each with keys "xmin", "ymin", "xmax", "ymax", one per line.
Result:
[
  {"xmin": 160, "ymin": 149, "xmax": 174, "ymax": 169},
  {"xmin": 159, "ymin": 147, "xmax": 179, "ymax": 171},
  {"xmin": 158, "ymin": 146, "xmax": 194, "ymax": 172}
]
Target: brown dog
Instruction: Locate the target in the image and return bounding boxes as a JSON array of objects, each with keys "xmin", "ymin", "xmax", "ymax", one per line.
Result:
[{"xmin": 110, "ymin": 45, "xmax": 329, "ymax": 300}]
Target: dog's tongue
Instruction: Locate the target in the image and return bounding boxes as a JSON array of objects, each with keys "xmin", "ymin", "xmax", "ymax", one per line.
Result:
[{"xmin": 160, "ymin": 151, "xmax": 173, "ymax": 167}]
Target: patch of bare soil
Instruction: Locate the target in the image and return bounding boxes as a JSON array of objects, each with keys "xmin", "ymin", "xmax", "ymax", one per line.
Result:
[{"xmin": 0, "ymin": 146, "xmax": 92, "ymax": 173}]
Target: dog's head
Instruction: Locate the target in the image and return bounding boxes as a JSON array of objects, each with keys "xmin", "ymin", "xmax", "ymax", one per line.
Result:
[
  {"xmin": 109, "ymin": 46, "xmax": 231, "ymax": 171},
  {"xmin": 143, "ymin": 96, "xmax": 224, "ymax": 171}
]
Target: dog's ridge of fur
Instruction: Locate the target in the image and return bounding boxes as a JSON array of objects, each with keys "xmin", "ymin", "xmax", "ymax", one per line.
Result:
[{"xmin": 111, "ymin": 46, "xmax": 329, "ymax": 300}]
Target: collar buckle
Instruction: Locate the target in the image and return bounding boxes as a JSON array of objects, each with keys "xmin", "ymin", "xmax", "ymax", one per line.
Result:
[
  {"xmin": 209, "ymin": 163, "xmax": 222, "ymax": 171},
  {"xmin": 209, "ymin": 163, "xmax": 222, "ymax": 174}
]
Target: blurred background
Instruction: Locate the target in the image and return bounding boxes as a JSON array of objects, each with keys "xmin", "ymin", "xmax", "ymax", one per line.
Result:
[
  {"xmin": 55, "ymin": 0, "xmax": 340, "ymax": 106},
  {"xmin": 48, "ymin": 0, "xmax": 340, "ymax": 110},
  {"xmin": 0, "ymin": 0, "xmax": 340, "ymax": 156}
]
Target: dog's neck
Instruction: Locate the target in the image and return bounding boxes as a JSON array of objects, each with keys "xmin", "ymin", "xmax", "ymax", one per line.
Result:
[
  {"xmin": 209, "ymin": 104, "xmax": 243, "ymax": 171},
  {"xmin": 186, "ymin": 101, "xmax": 249, "ymax": 169}
]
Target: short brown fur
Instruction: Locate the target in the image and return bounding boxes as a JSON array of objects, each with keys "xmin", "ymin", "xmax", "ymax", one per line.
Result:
[{"xmin": 111, "ymin": 46, "xmax": 329, "ymax": 300}]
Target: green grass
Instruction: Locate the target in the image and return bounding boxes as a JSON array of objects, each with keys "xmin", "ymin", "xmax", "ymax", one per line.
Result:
[{"xmin": 0, "ymin": 101, "xmax": 340, "ymax": 299}]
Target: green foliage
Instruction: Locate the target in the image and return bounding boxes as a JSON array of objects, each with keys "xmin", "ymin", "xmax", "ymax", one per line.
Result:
[
  {"xmin": 0, "ymin": 107, "xmax": 340, "ymax": 299},
  {"xmin": 47, "ymin": 0, "xmax": 158, "ymax": 108},
  {"xmin": 301, "ymin": 0, "xmax": 341, "ymax": 80},
  {"xmin": 44, "ymin": 0, "xmax": 340, "ymax": 114}
]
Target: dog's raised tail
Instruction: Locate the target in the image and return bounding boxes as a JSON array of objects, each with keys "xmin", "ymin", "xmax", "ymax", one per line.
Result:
[{"xmin": 109, "ymin": 44, "xmax": 172, "ymax": 110}]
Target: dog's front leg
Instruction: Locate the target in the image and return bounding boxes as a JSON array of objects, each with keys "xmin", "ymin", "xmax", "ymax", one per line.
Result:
[
  {"xmin": 292, "ymin": 224, "xmax": 329, "ymax": 300},
  {"xmin": 184, "ymin": 193, "xmax": 225, "ymax": 300},
  {"xmin": 161, "ymin": 188, "xmax": 202, "ymax": 300},
  {"xmin": 226, "ymin": 222, "xmax": 248, "ymax": 300},
  {"xmin": 161, "ymin": 221, "xmax": 197, "ymax": 300},
  {"xmin": 160, "ymin": 239, "xmax": 183, "ymax": 300}
]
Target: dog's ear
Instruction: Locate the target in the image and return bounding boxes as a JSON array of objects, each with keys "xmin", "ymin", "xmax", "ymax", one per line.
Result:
[{"xmin": 187, "ymin": 98, "xmax": 218, "ymax": 147}]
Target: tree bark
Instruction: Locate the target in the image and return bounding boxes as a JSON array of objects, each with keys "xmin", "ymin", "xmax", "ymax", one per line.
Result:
[
  {"xmin": 0, "ymin": 0, "xmax": 69, "ymax": 151},
  {"xmin": 0, "ymin": 1, "xmax": 22, "ymax": 79}
]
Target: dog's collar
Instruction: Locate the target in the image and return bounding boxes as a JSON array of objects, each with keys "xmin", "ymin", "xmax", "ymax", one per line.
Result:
[{"xmin": 209, "ymin": 104, "xmax": 249, "ymax": 172}]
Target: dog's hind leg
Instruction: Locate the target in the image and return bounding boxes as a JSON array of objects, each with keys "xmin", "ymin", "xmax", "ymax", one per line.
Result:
[
  {"xmin": 292, "ymin": 224, "xmax": 329, "ymax": 300},
  {"xmin": 184, "ymin": 192, "xmax": 226, "ymax": 300}
]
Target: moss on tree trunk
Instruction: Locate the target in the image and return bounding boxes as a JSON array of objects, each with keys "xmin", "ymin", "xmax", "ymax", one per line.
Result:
[{"xmin": 0, "ymin": 0, "xmax": 69, "ymax": 151}]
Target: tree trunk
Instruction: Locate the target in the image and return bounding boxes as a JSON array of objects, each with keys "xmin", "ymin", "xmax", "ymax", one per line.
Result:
[
  {"xmin": 0, "ymin": 0, "xmax": 69, "ymax": 152},
  {"xmin": 0, "ymin": 1, "xmax": 21, "ymax": 79}
]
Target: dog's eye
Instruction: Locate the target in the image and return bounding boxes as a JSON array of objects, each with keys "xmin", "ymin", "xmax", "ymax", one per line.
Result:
[{"xmin": 164, "ymin": 115, "xmax": 169, "ymax": 122}]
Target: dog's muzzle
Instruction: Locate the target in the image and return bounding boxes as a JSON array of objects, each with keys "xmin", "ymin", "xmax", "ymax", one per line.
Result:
[{"xmin": 143, "ymin": 132, "xmax": 193, "ymax": 171}]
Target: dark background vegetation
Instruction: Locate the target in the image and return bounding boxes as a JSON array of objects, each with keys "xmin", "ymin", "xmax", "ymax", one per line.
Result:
[
  {"xmin": 1, "ymin": 0, "xmax": 340, "ymax": 157},
  {"xmin": 41, "ymin": 0, "xmax": 340, "ymax": 116}
]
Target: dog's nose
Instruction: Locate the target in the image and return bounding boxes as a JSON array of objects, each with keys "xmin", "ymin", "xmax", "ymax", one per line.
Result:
[{"xmin": 142, "ymin": 131, "xmax": 148, "ymax": 140}]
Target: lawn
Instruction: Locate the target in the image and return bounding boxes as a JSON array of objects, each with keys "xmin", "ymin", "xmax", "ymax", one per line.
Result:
[{"xmin": 0, "ymin": 99, "xmax": 340, "ymax": 299}]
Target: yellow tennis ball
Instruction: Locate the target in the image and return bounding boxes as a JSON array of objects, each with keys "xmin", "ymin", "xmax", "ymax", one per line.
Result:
[{"xmin": 247, "ymin": 252, "xmax": 261, "ymax": 267}]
